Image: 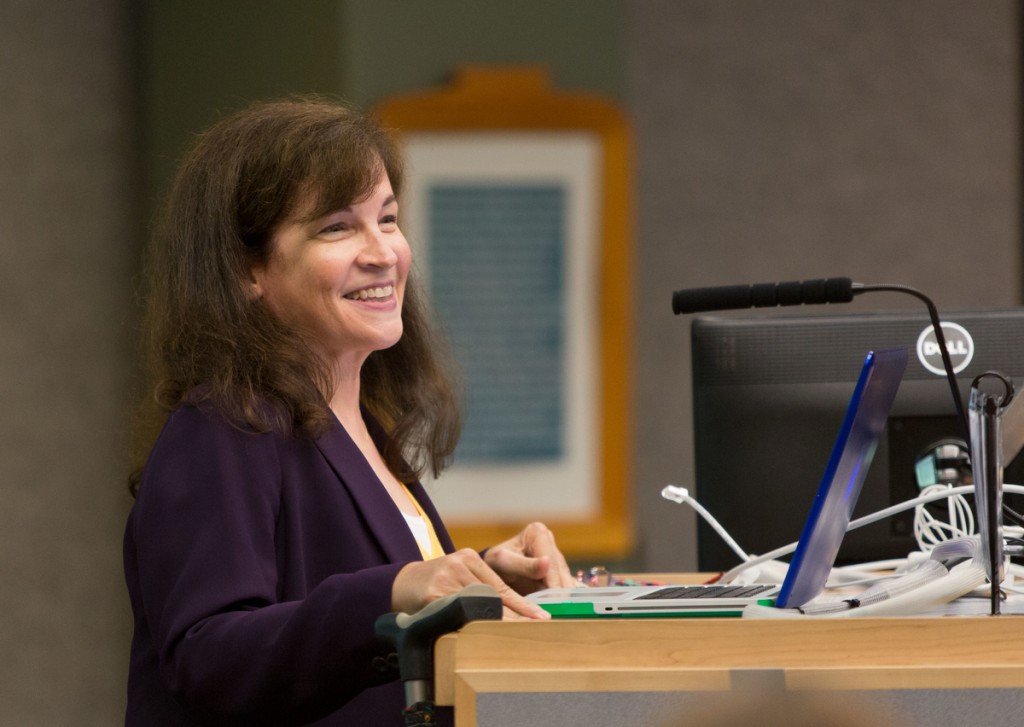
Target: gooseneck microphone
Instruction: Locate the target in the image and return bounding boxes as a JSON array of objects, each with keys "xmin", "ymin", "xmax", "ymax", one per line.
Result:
[
  {"xmin": 671, "ymin": 277, "xmax": 969, "ymax": 453},
  {"xmin": 671, "ymin": 277, "xmax": 855, "ymax": 315}
]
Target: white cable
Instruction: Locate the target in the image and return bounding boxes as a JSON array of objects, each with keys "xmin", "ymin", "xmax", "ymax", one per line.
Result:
[
  {"xmin": 660, "ymin": 485, "xmax": 750, "ymax": 562},
  {"xmin": 833, "ymin": 558, "xmax": 911, "ymax": 574},
  {"xmin": 798, "ymin": 559, "xmax": 950, "ymax": 615},
  {"xmin": 822, "ymin": 558, "xmax": 932, "ymax": 588},
  {"xmin": 717, "ymin": 489, "xmax": 979, "ymax": 583},
  {"xmin": 912, "ymin": 484, "xmax": 975, "ymax": 551},
  {"xmin": 742, "ymin": 559, "xmax": 988, "ymax": 619},
  {"xmin": 665, "ymin": 483, "xmax": 1024, "ymax": 585}
]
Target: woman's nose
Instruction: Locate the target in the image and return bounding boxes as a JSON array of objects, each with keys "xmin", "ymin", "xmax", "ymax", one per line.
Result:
[{"xmin": 358, "ymin": 230, "xmax": 398, "ymax": 267}]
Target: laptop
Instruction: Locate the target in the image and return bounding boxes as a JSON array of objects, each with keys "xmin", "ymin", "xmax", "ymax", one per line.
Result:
[{"xmin": 528, "ymin": 348, "xmax": 908, "ymax": 617}]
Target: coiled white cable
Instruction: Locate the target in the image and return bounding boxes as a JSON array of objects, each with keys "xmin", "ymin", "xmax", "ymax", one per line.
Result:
[{"xmin": 913, "ymin": 484, "xmax": 975, "ymax": 550}]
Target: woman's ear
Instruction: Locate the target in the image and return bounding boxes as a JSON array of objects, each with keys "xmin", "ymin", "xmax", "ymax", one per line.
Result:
[{"xmin": 245, "ymin": 266, "xmax": 265, "ymax": 301}]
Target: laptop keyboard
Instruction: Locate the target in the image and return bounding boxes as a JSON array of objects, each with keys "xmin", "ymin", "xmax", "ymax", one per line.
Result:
[{"xmin": 635, "ymin": 584, "xmax": 776, "ymax": 600}]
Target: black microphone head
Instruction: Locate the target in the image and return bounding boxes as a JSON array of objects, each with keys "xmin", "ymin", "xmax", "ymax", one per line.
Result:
[
  {"xmin": 672, "ymin": 284, "xmax": 754, "ymax": 315},
  {"xmin": 672, "ymin": 277, "xmax": 854, "ymax": 315}
]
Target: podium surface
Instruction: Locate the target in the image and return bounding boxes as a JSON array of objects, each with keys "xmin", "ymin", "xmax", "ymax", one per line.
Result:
[{"xmin": 434, "ymin": 614, "xmax": 1024, "ymax": 726}]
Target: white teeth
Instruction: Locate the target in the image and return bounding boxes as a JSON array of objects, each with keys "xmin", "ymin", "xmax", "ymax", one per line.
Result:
[{"xmin": 345, "ymin": 284, "xmax": 393, "ymax": 301}]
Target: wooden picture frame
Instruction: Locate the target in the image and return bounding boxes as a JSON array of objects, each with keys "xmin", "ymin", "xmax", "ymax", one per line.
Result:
[{"xmin": 374, "ymin": 66, "xmax": 633, "ymax": 557}]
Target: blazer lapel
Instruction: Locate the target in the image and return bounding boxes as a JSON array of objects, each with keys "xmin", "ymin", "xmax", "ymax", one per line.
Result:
[
  {"xmin": 313, "ymin": 416, "xmax": 421, "ymax": 563},
  {"xmin": 361, "ymin": 407, "xmax": 456, "ymax": 554}
]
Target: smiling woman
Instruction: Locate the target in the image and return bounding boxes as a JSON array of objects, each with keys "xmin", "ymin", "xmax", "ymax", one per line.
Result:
[{"xmin": 123, "ymin": 97, "xmax": 575, "ymax": 727}]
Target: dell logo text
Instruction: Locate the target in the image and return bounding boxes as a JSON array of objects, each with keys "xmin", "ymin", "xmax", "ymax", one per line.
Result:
[{"xmin": 916, "ymin": 322, "xmax": 974, "ymax": 376}]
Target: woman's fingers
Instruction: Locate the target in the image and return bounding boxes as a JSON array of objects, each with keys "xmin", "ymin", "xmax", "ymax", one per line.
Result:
[
  {"xmin": 529, "ymin": 527, "xmax": 575, "ymax": 588},
  {"xmin": 486, "ymin": 522, "xmax": 577, "ymax": 591},
  {"xmin": 392, "ymin": 549, "xmax": 550, "ymax": 620}
]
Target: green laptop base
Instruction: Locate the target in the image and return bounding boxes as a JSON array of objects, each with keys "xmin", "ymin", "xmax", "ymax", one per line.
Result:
[{"xmin": 538, "ymin": 599, "xmax": 776, "ymax": 619}]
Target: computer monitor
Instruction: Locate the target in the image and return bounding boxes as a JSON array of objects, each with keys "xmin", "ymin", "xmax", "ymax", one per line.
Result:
[{"xmin": 691, "ymin": 307, "xmax": 1024, "ymax": 572}]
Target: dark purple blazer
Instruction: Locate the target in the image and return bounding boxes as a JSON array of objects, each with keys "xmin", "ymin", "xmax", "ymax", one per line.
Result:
[{"xmin": 123, "ymin": 403, "xmax": 456, "ymax": 726}]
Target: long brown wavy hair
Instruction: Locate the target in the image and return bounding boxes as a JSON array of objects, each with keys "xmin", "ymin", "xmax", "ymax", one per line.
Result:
[{"xmin": 130, "ymin": 97, "xmax": 461, "ymax": 495}]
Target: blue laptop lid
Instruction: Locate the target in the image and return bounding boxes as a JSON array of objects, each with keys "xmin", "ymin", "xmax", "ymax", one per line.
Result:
[{"xmin": 775, "ymin": 348, "xmax": 908, "ymax": 609}]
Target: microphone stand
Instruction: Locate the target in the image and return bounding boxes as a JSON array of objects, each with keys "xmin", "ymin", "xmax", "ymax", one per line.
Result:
[{"xmin": 851, "ymin": 283, "xmax": 970, "ymax": 451}]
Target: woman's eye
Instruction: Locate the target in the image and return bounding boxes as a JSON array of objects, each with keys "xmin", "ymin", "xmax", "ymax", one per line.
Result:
[
  {"xmin": 318, "ymin": 222, "xmax": 350, "ymax": 236},
  {"xmin": 380, "ymin": 214, "xmax": 398, "ymax": 229}
]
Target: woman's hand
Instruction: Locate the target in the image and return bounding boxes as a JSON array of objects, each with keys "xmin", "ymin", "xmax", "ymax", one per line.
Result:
[
  {"xmin": 483, "ymin": 521, "xmax": 576, "ymax": 595},
  {"xmin": 391, "ymin": 548, "xmax": 551, "ymax": 620}
]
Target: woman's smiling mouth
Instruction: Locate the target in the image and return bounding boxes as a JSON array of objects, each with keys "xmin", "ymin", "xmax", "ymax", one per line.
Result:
[{"xmin": 343, "ymin": 284, "xmax": 394, "ymax": 301}]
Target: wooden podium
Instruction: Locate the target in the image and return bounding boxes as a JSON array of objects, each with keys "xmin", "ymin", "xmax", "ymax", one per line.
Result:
[{"xmin": 434, "ymin": 615, "xmax": 1024, "ymax": 727}]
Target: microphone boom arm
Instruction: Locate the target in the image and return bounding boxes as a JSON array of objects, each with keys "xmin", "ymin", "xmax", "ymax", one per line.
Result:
[
  {"xmin": 852, "ymin": 283, "xmax": 970, "ymax": 448},
  {"xmin": 671, "ymin": 278, "xmax": 970, "ymax": 452}
]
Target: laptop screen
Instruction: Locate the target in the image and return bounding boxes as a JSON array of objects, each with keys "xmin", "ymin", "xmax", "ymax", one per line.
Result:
[{"xmin": 776, "ymin": 348, "xmax": 908, "ymax": 609}]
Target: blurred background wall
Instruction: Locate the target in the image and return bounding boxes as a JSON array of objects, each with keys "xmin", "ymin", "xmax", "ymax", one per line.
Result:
[
  {"xmin": 1, "ymin": 0, "xmax": 138, "ymax": 723},
  {"xmin": 1, "ymin": 0, "xmax": 1018, "ymax": 722}
]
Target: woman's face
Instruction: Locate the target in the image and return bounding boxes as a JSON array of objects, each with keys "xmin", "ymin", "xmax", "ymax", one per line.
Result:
[{"xmin": 250, "ymin": 174, "xmax": 411, "ymax": 370}]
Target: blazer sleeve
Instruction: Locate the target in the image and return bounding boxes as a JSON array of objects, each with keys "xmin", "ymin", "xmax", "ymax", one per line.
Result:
[{"xmin": 127, "ymin": 406, "xmax": 407, "ymax": 725}]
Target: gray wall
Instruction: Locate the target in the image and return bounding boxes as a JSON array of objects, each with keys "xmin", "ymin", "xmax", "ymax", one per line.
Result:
[
  {"xmin": 0, "ymin": 0, "xmax": 1018, "ymax": 723},
  {"xmin": 340, "ymin": 0, "xmax": 627, "ymax": 107},
  {"xmin": 629, "ymin": 0, "xmax": 1020, "ymax": 571},
  {"xmin": 0, "ymin": 0, "xmax": 137, "ymax": 723},
  {"xmin": 141, "ymin": 0, "xmax": 343, "ymax": 213}
]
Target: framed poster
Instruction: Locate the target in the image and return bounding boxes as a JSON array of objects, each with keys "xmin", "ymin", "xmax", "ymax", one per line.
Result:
[{"xmin": 374, "ymin": 66, "xmax": 632, "ymax": 556}]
